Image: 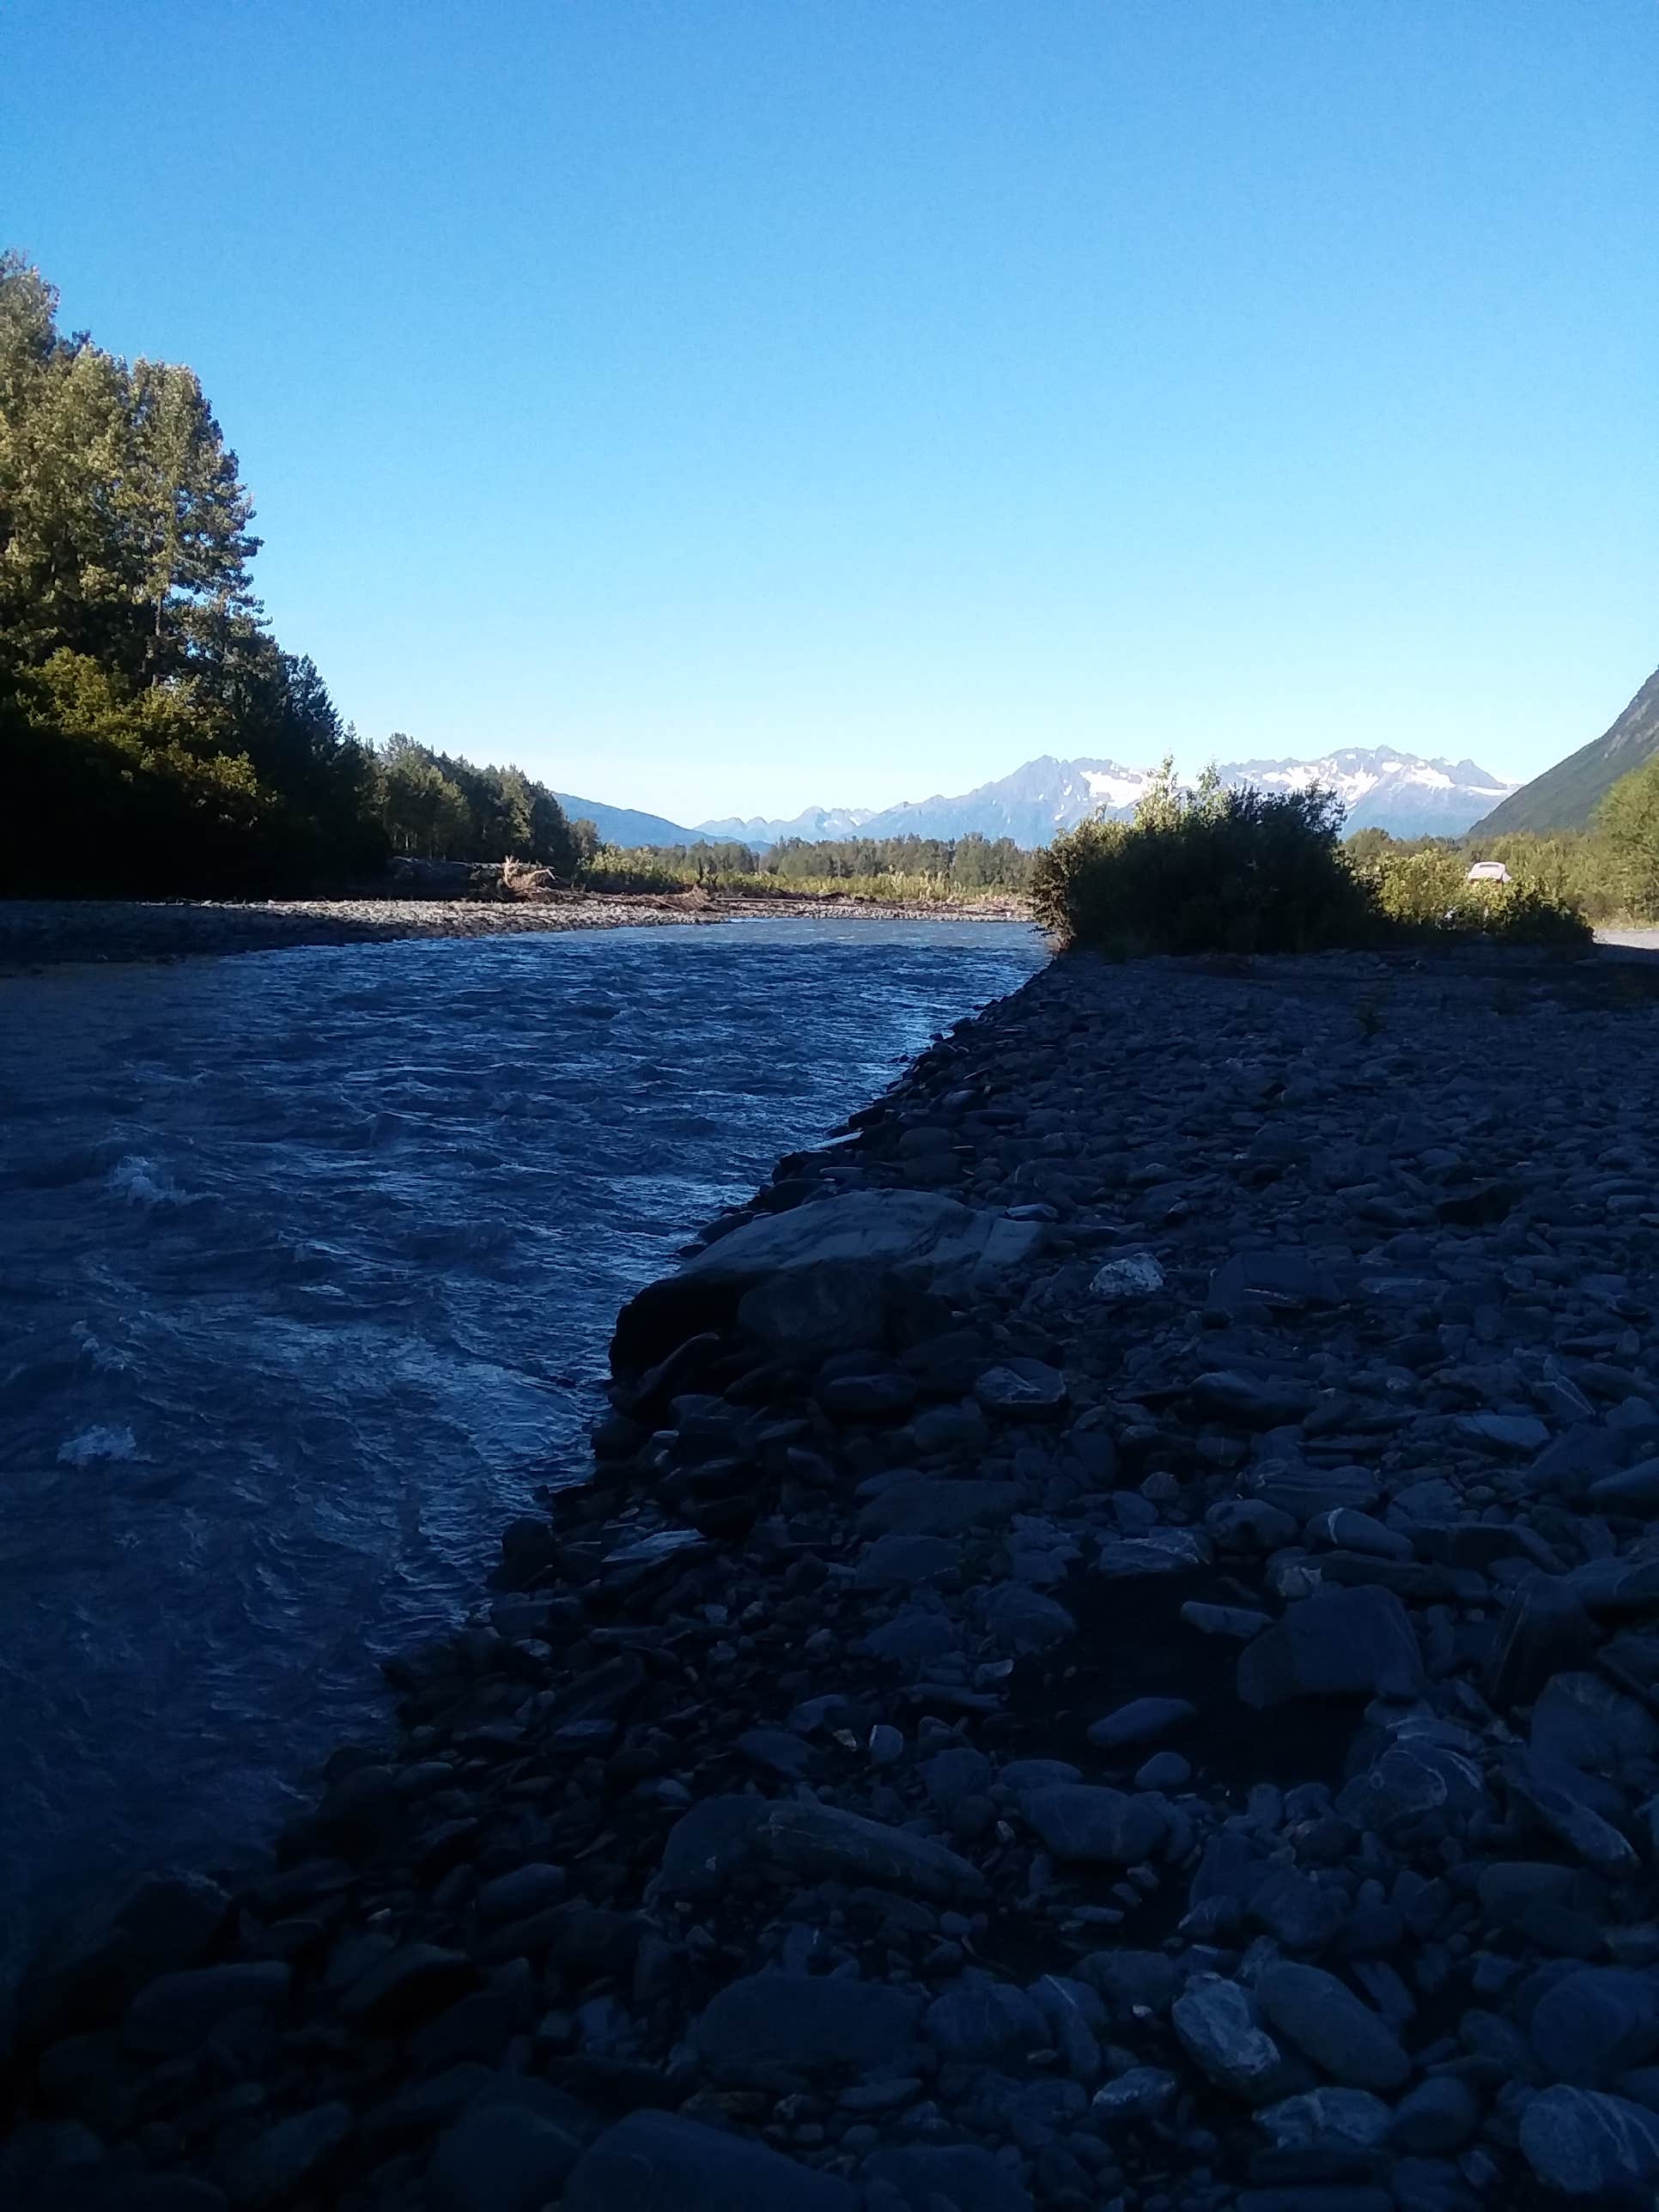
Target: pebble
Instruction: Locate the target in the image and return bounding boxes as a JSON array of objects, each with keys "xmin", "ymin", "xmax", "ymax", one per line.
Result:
[
  {"xmin": 1171, "ymin": 1974, "xmax": 1291, "ymax": 2103},
  {"xmin": 1085, "ymin": 1696, "xmax": 1199, "ymax": 1752}
]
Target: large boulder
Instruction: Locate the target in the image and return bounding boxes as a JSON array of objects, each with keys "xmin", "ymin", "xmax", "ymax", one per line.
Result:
[
  {"xmin": 1237, "ymin": 1586, "xmax": 1423, "ymax": 1708},
  {"xmin": 562, "ymin": 2110, "xmax": 857, "ymax": 2212},
  {"xmin": 611, "ymin": 1194, "xmax": 1045, "ymax": 1373},
  {"xmin": 15, "ymin": 1874, "xmax": 231, "ymax": 2046}
]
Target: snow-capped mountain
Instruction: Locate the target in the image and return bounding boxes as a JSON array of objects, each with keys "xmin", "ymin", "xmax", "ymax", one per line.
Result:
[
  {"xmin": 577, "ymin": 749, "xmax": 1519, "ymax": 850},
  {"xmin": 716, "ymin": 750, "xmax": 1518, "ymax": 848},
  {"xmin": 695, "ymin": 803, "xmax": 877, "ymax": 844},
  {"xmin": 1209, "ymin": 749, "xmax": 1520, "ymax": 839},
  {"xmin": 848, "ymin": 757, "xmax": 1164, "ymax": 846}
]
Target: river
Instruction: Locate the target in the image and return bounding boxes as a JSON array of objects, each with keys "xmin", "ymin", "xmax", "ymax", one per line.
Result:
[{"xmin": 0, "ymin": 917, "xmax": 1043, "ymax": 1967}]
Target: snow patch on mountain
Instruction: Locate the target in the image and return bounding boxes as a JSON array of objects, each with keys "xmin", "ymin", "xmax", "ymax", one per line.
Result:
[{"xmin": 674, "ymin": 748, "xmax": 1521, "ymax": 851}]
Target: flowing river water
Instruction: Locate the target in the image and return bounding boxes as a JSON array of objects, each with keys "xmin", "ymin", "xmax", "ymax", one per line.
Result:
[{"xmin": 0, "ymin": 917, "xmax": 1043, "ymax": 1969}]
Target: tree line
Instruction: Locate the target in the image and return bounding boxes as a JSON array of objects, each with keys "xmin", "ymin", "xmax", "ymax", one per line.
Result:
[
  {"xmin": 587, "ymin": 832, "xmax": 1036, "ymax": 894},
  {"xmin": 0, "ymin": 252, "xmax": 594, "ymax": 897}
]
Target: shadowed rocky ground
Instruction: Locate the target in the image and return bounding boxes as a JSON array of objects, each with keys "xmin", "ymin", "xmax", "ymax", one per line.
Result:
[{"xmin": 7, "ymin": 942, "xmax": 1659, "ymax": 2209}]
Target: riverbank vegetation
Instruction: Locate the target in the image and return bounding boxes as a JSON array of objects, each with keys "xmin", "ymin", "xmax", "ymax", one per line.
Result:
[
  {"xmin": 1033, "ymin": 763, "xmax": 1598, "ymax": 955},
  {"xmin": 579, "ymin": 831, "xmax": 1034, "ymax": 904}
]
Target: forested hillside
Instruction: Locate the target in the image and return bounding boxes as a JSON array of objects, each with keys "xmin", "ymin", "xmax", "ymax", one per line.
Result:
[
  {"xmin": 1472, "ymin": 665, "xmax": 1659, "ymax": 836},
  {"xmin": 0, "ymin": 253, "xmax": 587, "ymax": 896}
]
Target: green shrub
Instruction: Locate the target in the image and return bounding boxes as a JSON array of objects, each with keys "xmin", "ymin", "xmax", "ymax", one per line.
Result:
[
  {"xmin": 1363, "ymin": 847, "xmax": 1593, "ymax": 949},
  {"xmin": 1032, "ymin": 769, "xmax": 1374, "ymax": 955},
  {"xmin": 1032, "ymin": 763, "xmax": 1593, "ymax": 957}
]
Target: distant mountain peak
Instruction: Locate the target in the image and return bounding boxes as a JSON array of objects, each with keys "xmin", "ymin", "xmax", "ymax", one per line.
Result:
[{"xmin": 570, "ymin": 745, "xmax": 1528, "ymax": 852}]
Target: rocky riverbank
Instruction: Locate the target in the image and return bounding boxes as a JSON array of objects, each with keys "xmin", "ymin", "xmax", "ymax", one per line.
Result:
[
  {"xmin": 0, "ymin": 892, "xmax": 1030, "ymax": 972},
  {"xmin": 8, "ymin": 943, "xmax": 1659, "ymax": 2212}
]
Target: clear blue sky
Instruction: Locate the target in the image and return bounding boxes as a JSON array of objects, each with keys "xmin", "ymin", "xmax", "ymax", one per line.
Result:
[{"xmin": 3, "ymin": 2, "xmax": 1655, "ymax": 824}]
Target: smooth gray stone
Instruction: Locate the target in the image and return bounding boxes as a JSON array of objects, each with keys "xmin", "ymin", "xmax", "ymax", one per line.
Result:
[
  {"xmin": 1077, "ymin": 1948, "xmax": 1179, "ymax": 2016},
  {"xmin": 1209, "ymin": 1251, "xmax": 1343, "ymax": 1314},
  {"xmin": 736, "ymin": 1263, "xmax": 886, "ymax": 1358},
  {"xmin": 696, "ymin": 1973, "xmax": 922, "ymax": 2083},
  {"xmin": 1589, "ymin": 1456, "xmax": 1659, "ymax": 1514},
  {"xmin": 1018, "ymin": 1784, "xmax": 1167, "ymax": 1864},
  {"xmin": 1531, "ymin": 1969, "xmax": 1659, "ymax": 2088},
  {"xmin": 857, "ymin": 1478, "xmax": 1023, "ymax": 1538},
  {"xmin": 1249, "ymin": 1866, "xmax": 1348, "ymax": 1954},
  {"xmin": 1255, "ymin": 2087, "xmax": 1393, "ymax": 2149},
  {"xmin": 1238, "ymin": 1585, "xmax": 1423, "ymax": 1708},
  {"xmin": 1243, "ymin": 1466, "xmax": 1380, "ymax": 1520},
  {"xmin": 926, "ymin": 1974, "xmax": 1048, "ymax": 2061},
  {"xmin": 866, "ymin": 1608, "xmax": 960, "ymax": 1667},
  {"xmin": 1458, "ymin": 1412, "xmax": 1549, "ymax": 1453},
  {"xmin": 1389, "ymin": 2076, "xmax": 1481, "ymax": 2154},
  {"xmin": 476, "ymin": 1863, "xmax": 566, "ymax": 1925},
  {"xmin": 17, "ymin": 1872, "xmax": 230, "ymax": 2044},
  {"xmin": 1504, "ymin": 1751, "xmax": 1641, "ymax": 1875},
  {"xmin": 921, "ymin": 1747, "xmax": 993, "ymax": 1812},
  {"xmin": 1532, "ymin": 1672, "xmax": 1659, "ymax": 1781},
  {"xmin": 1171, "ymin": 1973, "xmax": 1291, "ymax": 2103},
  {"xmin": 1256, "ymin": 1963, "xmax": 1410, "ymax": 2091},
  {"xmin": 1193, "ymin": 1370, "xmax": 1315, "ymax": 1426},
  {"xmin": 1336, "ymin": 1740, "xmax": 1487, "ymax": 1834},
  {"xmin": 861, "ymin": 2142, "xmax": 1034, "ymax": 2212},
  {"xmin": 819, "ymin": 1370, "xmax": 917, "ymax": 1422},
  {"xmin": 563, "ymin": 2111, "xmax": 858, "ymax": 2212},
  {"xmin": 1096, "ymin": 1529, "xmax": 1211, "ymax": 1578},
  {"xmin": 428, "ymin": 2080, "xmax": 600, "ymax": 2212},
  {"xmin": 125, "ymin": 1962, "xmax": 291, "ymax": 2056},
  {"xmin": 854, "ymin": 1534, "xmax": 961, "ymax": 1589},
  {"xmin": 338, "ymin": 1944, "xmax": 478, "ymax": 2031},
  {"xmin": 1182, "ymin": 1601, "xmax": 1273, "ymax": 1638},
  {"xmin": 1091, "ymin": 2066, "xmax": 1179, "ymax": 2121},
  {"xmin": 997, "ymin": 1759, "xmax": 1082, "ymax": 1791},
  {"xmin": 756, "ymin": 1801, "xmax": 988, "ymax": 1901},
  {"xmin": 738, "ymin": 1729, "xmax": 816, "ymax": 1778},
  {"xmin": 982, "ymin": 1581, "xmax": 1074, "ymax": 1653},
  {"xmin": 652, "ymin": 1796, "xmax": 766, "ymax": 1899},
  {"xmin": 221, "ymin": 2103, "xmax": 351, "ymax": 2211},
  {"xmin": 975, "ymin": 1359, "xmax": 1068, "ymax": 1419},
  {"xmin": 1486, "ymin": 1577, "xmax": 1597, "ymax": 1709},
  {"xmin": 1086, "ymin": 1696, "xmax": 1198, "ymax": 1751},
  {"xmin": 680, "ymin": 1191, "xmax": 1044, "ymax": 1285},
  {"xmin": 1520, "ymin": 2086, "xmax": 1659, "ymax": 2197}
]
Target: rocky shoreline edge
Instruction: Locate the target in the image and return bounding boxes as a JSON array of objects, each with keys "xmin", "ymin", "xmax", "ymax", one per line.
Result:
[
  {"xmin": 0, "ymin": 892, "xmax": 1031, "ymax": 973},
  {"xmin": 8, "ymin": 944, "xmax": 1659, "ymax": 2211}
]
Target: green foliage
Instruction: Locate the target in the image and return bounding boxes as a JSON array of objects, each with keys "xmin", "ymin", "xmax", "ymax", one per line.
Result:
[
  {"xmin": 1361, "ymin": 845, "xmax": 1592, "ymax": 949},
  {"xmin": 1595, "ymin": 754, "xmax": 1659, "ymax": 921},
  {"xmin": 1032, "ymin": 775, "xmax": 1373, "ymax": 955},
  {"xmin": 1034, "ymin": 771, "xmax": 1594, "ymax": 957},
  {"xmin": 576, "ymin": 832, "xmax": 1033, "ymax": 902},
  {"xmin": 0, "ymin": 248, "xmax": 385, "ymax": 894},
  {"xmin": 375, "ymin": 734, "xmax": 591, "ymax": 878}
]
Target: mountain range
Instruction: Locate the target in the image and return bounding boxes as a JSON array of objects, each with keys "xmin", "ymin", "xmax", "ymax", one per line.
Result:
[
  {"xmin": 560, "ymin": 748, "xmax": 1519, "ymax": 849},
  {"xmin": 1471, "ymin": 666, "xmax": 1659, "ymax": 836}
]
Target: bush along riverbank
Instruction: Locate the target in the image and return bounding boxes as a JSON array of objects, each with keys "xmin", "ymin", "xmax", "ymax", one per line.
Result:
[{"xmin": 9, "ymin": 945, "xmax": 1659, "ymax": 2210}]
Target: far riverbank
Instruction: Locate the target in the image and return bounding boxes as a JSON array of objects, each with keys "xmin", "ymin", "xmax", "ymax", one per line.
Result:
[{"xmin": 0, "ymin": 892, "xmax": 1034, "ymax": 973}]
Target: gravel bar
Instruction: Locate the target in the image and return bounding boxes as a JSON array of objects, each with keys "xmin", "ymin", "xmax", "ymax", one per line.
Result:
[{"xmin": 0, "ymin": 893, "xmax": 1031, "ymax": 971}]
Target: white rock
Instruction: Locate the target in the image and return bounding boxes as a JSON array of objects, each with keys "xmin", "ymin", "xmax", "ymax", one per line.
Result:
[{"xmin": 1090, "ymin": 1252, "xmax": 1165, "ymax": 1300}]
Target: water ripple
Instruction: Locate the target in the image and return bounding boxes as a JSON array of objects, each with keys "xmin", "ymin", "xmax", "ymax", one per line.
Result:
[{"xmin": 0, "ymin": 917, "xmax": 1042, "ymax": 1965}]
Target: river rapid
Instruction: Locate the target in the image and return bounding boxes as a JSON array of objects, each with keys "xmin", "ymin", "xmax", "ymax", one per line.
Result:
[{"xmin": 0, "ymin": 917, "xmax": 1043, "ymax": 1968}]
